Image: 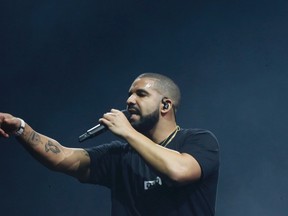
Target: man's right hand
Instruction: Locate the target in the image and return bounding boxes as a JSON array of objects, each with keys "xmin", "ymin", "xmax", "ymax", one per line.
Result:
[{"xmin": 0, "ymin": 113, "xmax": 22, "ymax": 138}]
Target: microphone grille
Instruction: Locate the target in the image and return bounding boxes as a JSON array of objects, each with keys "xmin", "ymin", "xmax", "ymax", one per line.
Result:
[{"xmin": 122, "ymin": 109, "xmax": 131, "ymax": 119}]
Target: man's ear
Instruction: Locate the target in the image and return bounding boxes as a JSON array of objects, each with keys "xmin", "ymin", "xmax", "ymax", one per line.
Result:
[{"xmin": 161, "ymin": 98, "xmax": 172, "ymax": 111}]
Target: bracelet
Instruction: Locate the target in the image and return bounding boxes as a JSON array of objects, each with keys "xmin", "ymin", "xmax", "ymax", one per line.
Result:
[{"xmin": 15, "ymin": 118, "xmax": 25, "ymax": 136}]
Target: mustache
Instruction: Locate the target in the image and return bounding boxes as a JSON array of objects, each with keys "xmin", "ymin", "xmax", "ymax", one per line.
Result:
[{"xmin": 127, "ymin": 105, "xmax": 141, "ymax": 115}]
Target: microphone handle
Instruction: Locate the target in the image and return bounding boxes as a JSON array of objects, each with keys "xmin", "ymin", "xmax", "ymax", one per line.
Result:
[
  {"xmin": 78, "ymin": 109, "xmax": 131, "ymax": 143},
  {"xmin": 78, "ymin": 124, "xmax": 107, "ymax": 142}
]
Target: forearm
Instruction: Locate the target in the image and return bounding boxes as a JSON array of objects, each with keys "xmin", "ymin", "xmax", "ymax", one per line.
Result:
[
  {"xmin": 124, "ymin": 130, "xmax": 201, "ymax": 183},
  {"xmin": 0, "ymin": 113, "xmax": 90, "ymax": 180},
  {"xmin": 16, "ymin": 123, "xmax": 70, "ymax": 171}
]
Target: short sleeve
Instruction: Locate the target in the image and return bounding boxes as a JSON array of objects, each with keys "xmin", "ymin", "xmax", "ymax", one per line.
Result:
[
  {"xmin": 84, "ymin": 141, "xmax": 126, "ymax": 187},
  {"xmin": 179, "ymin": 129, "xmax": 220, "ymax": 179}
]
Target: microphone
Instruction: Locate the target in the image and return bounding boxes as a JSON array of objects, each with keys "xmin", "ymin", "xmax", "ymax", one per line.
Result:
[{"xmin": 78, "ymin": 109, "xmax": 131, "ymax": 142}]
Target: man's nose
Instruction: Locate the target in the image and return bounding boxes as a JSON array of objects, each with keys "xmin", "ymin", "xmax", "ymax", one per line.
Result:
[{"xmin": 126, "ymin": 94, "xmax": 136, "ymax": 106}]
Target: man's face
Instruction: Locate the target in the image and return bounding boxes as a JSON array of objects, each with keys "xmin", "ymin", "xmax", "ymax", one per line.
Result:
[{"xmin": 126, "ymin": 77, "xmax": 163, "ymax": 132}]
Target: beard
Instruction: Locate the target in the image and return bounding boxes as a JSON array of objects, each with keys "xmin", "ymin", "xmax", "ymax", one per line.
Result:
[{"xmin": 131, "ymin": 108, "xmax": 159, "ymax": 133}]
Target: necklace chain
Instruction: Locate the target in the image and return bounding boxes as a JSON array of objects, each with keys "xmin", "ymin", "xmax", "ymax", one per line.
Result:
[{"xmin": 159, "ymin": 125, "xmax": 180, "ymax": 147}]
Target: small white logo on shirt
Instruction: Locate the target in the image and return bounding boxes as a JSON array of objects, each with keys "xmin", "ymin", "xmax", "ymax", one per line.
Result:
[{"xmin": 144, "ymin": 176, "xmax": 162, "ymax": 190}]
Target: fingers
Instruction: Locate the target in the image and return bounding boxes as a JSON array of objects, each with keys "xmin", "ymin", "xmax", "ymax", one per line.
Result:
[
  {"xmin": 0, "ymin": 117, "xmax": 10, "ymax": 138},
  {"xmin": 102, "ymin": 109, "xmax": 121, "ymax": 120},
  {"xmin": 100, "ymin": 111, "xmax": 117, "ymax": 127},
  {"xmin": 0, "ymin": 114, "xmax": 19, "ymax": 138},
  {"xmin": 0, "ymin": 128, "xmax": 10, "ymax": 138},
  {"xmin": 99, "ymin": 109, "xmax": 126, "ymax": 128}
]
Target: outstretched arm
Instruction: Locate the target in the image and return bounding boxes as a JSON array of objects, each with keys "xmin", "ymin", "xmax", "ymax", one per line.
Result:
[{"xmin": 0, "ymin": 113, "xmax": 91, "ymax": 182}]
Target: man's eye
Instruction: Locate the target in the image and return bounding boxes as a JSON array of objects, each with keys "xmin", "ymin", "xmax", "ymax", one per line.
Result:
[{"xmin": 137, "ymin": 92, "xmax": 147, "ymax": 97}]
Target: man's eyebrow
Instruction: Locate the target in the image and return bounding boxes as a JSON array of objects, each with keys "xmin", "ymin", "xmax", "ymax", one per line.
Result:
[{"xmin": 128, "ymin": 89, "xmax": 149, "ymax": 96}]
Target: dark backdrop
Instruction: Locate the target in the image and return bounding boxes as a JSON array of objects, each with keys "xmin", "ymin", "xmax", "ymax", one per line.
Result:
[{"xmin": 1, "ymin": 0, "xmax": 288, "ymax": 215}]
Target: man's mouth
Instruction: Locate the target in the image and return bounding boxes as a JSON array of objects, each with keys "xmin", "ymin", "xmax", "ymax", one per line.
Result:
[{"xmin": 128, "ymin": 107, "xmax": 140, "ymax": 116}]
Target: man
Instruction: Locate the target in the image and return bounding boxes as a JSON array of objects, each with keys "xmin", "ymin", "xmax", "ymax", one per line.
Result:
[{"xmin": 0, "ymin": 73, "xmax": 219, "ymax": 215}]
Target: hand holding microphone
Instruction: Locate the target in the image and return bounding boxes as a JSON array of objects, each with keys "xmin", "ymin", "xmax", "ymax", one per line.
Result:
[{"xmin": 78, "ymin": 109, "xmax": 131, "ymax": 142}]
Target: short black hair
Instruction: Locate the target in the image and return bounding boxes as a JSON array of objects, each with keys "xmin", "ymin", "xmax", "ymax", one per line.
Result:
[{"xmin": 137, "ymin": 73, "xmax": 181, "ymax": 112}]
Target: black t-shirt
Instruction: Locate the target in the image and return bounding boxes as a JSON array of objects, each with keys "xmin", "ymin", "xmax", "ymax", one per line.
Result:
[{"xmin": 84, "ymin": 128, "xmax": 220, "ymax": 216}]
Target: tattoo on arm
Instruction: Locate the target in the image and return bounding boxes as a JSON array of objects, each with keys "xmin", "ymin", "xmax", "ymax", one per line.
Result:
[
  {"xmin": 45, "ymin": 140, "xmax": 61, "ymax": 154},
  {"xmin": 28, "ymin": 131, "xmax": 42, "ymax": 146}
]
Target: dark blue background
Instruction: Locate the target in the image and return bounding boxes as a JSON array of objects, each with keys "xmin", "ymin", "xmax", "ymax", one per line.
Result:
[{"xmin": 1, "ymin": 0, "xmax": 288, "ymax": 215}]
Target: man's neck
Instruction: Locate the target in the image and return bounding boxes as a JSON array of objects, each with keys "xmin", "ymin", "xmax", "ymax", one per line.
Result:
[{"xmin": 148, "ymin": 121, "xmax": 178, "ymax": 144}]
